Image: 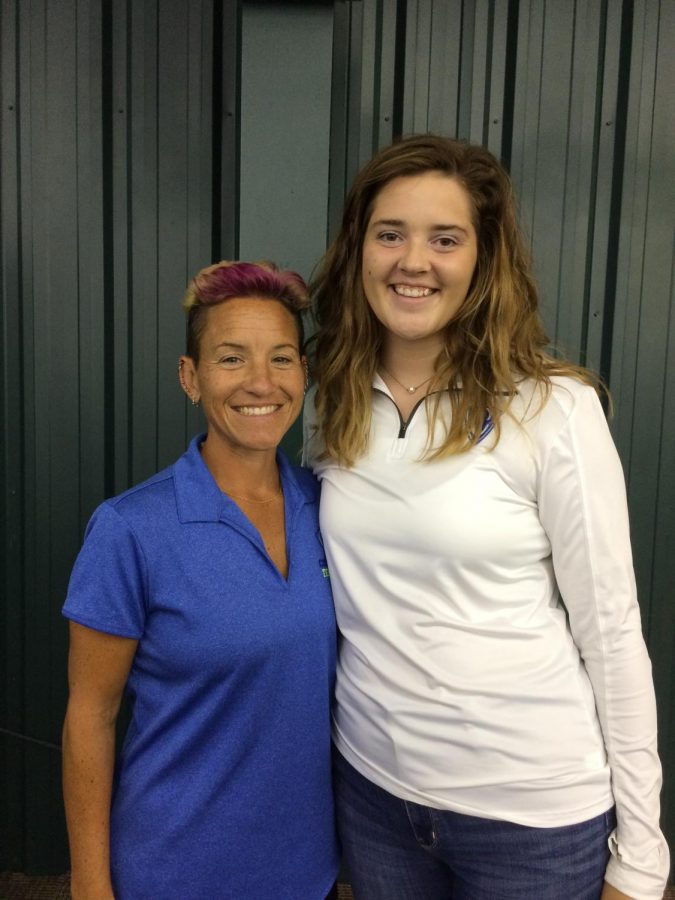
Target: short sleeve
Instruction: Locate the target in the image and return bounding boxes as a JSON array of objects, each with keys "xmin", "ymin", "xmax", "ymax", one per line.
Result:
[{"xmin": 62, "ymin": 502, "xmax": 148, "ymax": 639}]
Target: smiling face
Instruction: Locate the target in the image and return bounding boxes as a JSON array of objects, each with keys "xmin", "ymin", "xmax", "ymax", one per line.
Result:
[
  {"xmin": 179, "ymin": 297, "xmax": 306, "ymax": 462},
  {"xmin": 361, "ymin": 171, "xmax": 478, "ymax": 354}
]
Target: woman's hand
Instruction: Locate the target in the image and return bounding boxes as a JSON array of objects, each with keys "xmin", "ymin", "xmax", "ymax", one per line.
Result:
[{"xmin": 600, "ymin": 882, "xmax": 634, "ymax": 900}]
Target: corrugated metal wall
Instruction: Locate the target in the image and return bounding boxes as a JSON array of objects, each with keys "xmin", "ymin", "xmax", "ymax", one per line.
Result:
[
  {"xmin": 1, "ymin": 0, "xmax": 673, "ymax": 875},
  {"xmin": 1, "ymin": 0, "xmax": 226, "ymax": 870}
]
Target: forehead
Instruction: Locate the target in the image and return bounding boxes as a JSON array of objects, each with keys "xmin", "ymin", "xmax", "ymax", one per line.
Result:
[
  {"xmin": 369, "ymin": 171, "xmax": 475, "ymax": 225},
  {"xmin": 200, "ymin": 297, "xmax": 301, "ymax": 345}
]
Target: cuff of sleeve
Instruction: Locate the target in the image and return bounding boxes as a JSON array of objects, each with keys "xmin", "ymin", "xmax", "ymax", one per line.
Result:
[{"xmin": 605, "ymin": 830, "xmax": 671, "ymax": 900}]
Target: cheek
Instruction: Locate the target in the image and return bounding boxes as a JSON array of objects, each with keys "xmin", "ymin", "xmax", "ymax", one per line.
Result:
[
  {"xmin": 445, "ymin": 256, "xmax": 477, "ymax": 289},
  {"xmin": 361, "ymin": 247, "xmax": 380, "ymax": 277},
  {"xmin": 287, "ymin": 372, "xmax": 306, "ymax": 402},
  {"xmin": 361, "ymin": 259, "xmax": 380, "ymax": 302}
]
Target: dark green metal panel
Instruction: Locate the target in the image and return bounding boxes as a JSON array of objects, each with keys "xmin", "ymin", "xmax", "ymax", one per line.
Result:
[
  {"xmin": 220, "ymin": 0, "xmax": 243, "ymax": 260},
  {"xmin": 510, "ymin": 0, "xmax": 613, "ymax": 363},
  {"xmin": 0, "ymin": 0, "xmax": 101, "ymax": 871},
  {"xmin": 27, "ymin": 0, "xmax": 99, "ymax": 870},
  {"xmin": 327, "ymin": 0, "xmax": 399, "ymax": 238},
  {"xmin": 238, "ymin": 0, "xmax": 334, "ymax": 457},
  {"xmin": 610, "ymin": 0, "xmax": 675, "ymax": 852},
  {"xmin": 1, "ymin": 0, "xmax": 219, "ymax": 873},
  {"xmin": 109, "ymin": 0, "xmax": 216, "ymax": 488},
  {"xmin": 400, "ymin": 1, "xmax": 509, "ymax": 154},
  {"xmin": 1, "ymin": 0, "xmax": 26, "ymax": 873},
  {"xmin": 239, "ymin": 0, "xmax": 333, "ymax": 278}
]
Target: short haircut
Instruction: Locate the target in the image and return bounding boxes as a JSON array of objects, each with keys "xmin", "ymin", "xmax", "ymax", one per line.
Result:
[{"xmin": 183, "ymin": 260, "xmax": 310, "ymax": 362}]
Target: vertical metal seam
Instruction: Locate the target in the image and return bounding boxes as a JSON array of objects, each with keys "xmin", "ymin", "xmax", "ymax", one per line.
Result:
[
  {"xmin": 211, "ymin": 0, "xmax": 223, "ymax": 260},
  {"xmin": 482, "ymin": 0, "xmax": 495, "ymax": 144},
  {"xmin": 101, "ymin": 0, "xmax": 115, "ymax": 497},
  {"xmin": 371, "ymin": 0, "xmax": 383, "ymax": 153},
  {"xmin": 500, "ymin": 0, "xmax": 519, "ymax": 168},
  {"xmin": 426, "ymin": 0, "xmax": 434, "ymax": 133},
  {"xmin": 578, "ymin": 0, "xmax": 608, "ymax": 366},
  {"xmin": 555, "ymin": 0, "xmax": 578, "ymax": 344},
  {"xmin": 1, "ymin": 0, "xmax": 28, "ymax": 869},
  {"xmin": 456, "ymin": 0, "xmax": 466, "ymax": 137},
  {"xmin": 125, "ymin": 0, "xmax": 134, "ymax": 485},
  {"xmin": 637, "ymin": 6, "xmax": 666, "ymax": 642},
  {"xmin": 598, "ymin": 0, "xmax": 633, "ymax": 390},
  {"xmin": 391, "ymin": 0, "xmax": 407, "ymax": 139}
]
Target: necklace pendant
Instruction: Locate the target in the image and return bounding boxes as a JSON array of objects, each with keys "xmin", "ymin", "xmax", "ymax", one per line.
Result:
[{"xmin": 381, "ymin": 365, "xmax": 434, "ymax": 396}]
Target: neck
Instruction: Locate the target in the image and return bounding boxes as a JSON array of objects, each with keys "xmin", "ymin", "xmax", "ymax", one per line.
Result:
[
  {"xmin": 381, "ymin": 336, "xmax": 443, "ymax": 382},
  {"xmin": 200, "ymin": 438, "xmax": 280, "ymax": 498}
]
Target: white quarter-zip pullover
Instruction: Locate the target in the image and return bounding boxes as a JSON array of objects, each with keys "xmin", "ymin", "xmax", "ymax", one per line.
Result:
[{"xmin": 304, "ymin": 375, "xmax": 669, "ymax": 900}]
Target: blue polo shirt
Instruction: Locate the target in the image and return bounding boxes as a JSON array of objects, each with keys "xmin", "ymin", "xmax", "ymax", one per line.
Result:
[{"xmin": 63, "ymin": 435, "xmax": 338, "ymax": 900}]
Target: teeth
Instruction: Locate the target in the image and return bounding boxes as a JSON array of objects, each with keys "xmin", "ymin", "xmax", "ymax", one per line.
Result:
[
  {"xmin": 237, "ymin": 405, "xmax": 279, "ymax": 416},
  {"xmin": 393, "ymin": 285, "xmax": 435, "ymax": 298}
]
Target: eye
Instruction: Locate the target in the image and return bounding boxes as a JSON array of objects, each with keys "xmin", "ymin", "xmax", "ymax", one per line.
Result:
[
  {"xmin": 376, "ymin": 231, "xmax": 403, "ymax": 244},
  {"xmin": 272, "ymin": 355, "xmax": 294, "ymax": 366},
  {"xmin": 218, "ymin": 355, "xmax": 243, "ymax": 366},
  {"xmin": 433, "ymin": 235, "xmax": 459, "ymax": 249}
]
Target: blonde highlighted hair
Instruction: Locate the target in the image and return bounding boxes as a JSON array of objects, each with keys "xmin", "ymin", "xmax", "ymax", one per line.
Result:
[{"xmin": 310, "ymin": 135, "xmax": 602, "ymax": 466}]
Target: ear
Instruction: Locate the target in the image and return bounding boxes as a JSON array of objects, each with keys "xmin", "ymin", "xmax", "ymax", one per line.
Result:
[{"xmin": 178, "ymin": 356, "xmax": 200, "ymax": 406}]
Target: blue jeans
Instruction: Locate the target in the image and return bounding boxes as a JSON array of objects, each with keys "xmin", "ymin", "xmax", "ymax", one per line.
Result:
[{"xmin": 334, "ymin": 751, "xmax": 615, "ymax": 900}]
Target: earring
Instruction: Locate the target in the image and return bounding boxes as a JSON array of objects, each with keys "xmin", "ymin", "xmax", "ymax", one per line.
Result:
[{"xmin": 178, "ymin": 358, "xmax": 197, "ymax": 405}]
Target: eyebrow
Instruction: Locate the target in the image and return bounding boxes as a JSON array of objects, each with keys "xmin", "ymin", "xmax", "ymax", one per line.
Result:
[
  {"xmin": 213, "ymin": 341, "xmax": 299, "ymax": 351},
  {"xmin": 370, "ymin": 218, "xmax": 470, "ymax": 236}
]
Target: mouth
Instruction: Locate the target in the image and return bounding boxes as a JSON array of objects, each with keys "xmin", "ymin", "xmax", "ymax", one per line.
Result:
[
  {"xmin": 391, "ymin": 284, "xmax": 436, "ymax": 298},
  {"xmin": 234, "ymin": 404, "xmax": 282, "ymax": 417}
]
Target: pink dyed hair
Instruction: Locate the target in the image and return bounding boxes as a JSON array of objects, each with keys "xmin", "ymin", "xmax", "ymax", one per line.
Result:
[{"xmin": 183, "ymin": 260, "xmax": 310, "ymax": 361}]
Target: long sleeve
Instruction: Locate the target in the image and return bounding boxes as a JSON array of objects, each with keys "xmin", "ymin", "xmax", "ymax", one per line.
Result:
[{"xmin": 537, "ymin": 385, "xmax": 669, "ymax": 899}]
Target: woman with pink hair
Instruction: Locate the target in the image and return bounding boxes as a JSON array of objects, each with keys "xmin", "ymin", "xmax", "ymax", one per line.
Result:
[{"xmin": 62, "ymin": 260, "xmax": 339, "ymax": 899}]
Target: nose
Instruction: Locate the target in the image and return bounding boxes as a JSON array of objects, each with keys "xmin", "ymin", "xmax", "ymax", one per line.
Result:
[
  {"xmin": 398, "ymin": 238, "xmax": 430, "ymax": 274},
  {"xmin": 244, "ymin": 361, "xmax": 276, "ymax": 394}
]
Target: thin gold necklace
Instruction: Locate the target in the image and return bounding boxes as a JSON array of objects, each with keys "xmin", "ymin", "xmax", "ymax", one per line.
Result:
[
  {"xmin": 222, "ymin": 485, "xmax": 282, "ymax": 504},
  {"xmin": 381, "ymin": 366, "xmax": 434, "ymax": 394}
]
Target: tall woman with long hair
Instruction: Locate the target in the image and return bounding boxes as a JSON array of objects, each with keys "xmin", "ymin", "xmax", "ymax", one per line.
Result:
[{"xmin": 304, "ymin": 135, "xmax": 669, "ymax": 900}]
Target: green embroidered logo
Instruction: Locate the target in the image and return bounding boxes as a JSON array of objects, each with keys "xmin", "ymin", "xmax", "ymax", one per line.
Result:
[{"xmin": 320, "ymin": 559, "xmax": 330, "ymax": 579}]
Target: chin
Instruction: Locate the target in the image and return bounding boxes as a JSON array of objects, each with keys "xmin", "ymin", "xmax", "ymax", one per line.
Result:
[{"xmin": 392, "ymin": 327, "xmax": 440, "ymax": 343}]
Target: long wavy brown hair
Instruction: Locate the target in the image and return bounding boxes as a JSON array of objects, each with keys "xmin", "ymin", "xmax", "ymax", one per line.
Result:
[{"xmin": 310, "ymin": 135, "xmax": 601, "ymax": 466}]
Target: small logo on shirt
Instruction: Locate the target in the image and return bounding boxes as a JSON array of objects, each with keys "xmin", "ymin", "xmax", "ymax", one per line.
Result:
[
  {"xmin": 478, "ymin": 411, "xmax": 495, "ymax": 443},
  {"xmin": 320, "ymin": 558, "xmax": 330, "ymax": 579}
]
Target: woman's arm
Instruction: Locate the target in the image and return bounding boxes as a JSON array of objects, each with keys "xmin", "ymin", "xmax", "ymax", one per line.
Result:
[
  {"xmin": 62, "ymin": 621, "xmax": 138, "ymax": 900},
  {"xmin": 601, "ymin": 883, "xmax": 634, "ymax": 900},
  {"xmin": 537, "ymin": 384, "xmax": 669, "ymax": 899}
]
